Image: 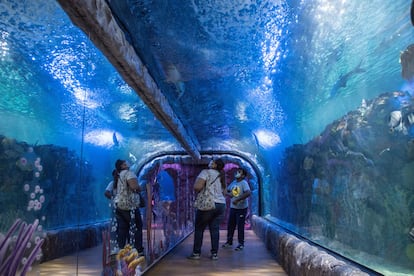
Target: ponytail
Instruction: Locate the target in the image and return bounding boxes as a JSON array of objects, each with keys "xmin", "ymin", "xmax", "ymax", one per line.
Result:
[
  {"xmin": 112, "ymin": 169, "xmax": 119, "ymax": 190},
  {"xmin": 113, "ymin": 159, "xmax": 125, "ymax": 190},
  {"xmin": 219, "ymin": 171, "xmax": 226, "ymax": 190},
  {"xmin": 214, "ymin": 158, "xmax": 226, "ymax": 190}
]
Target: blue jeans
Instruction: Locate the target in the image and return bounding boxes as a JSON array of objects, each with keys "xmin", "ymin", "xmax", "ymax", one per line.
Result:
[
  {"xmin": 192, "ymin": 203, "xmax": 225, "ymax": 254},
  {"xmin": 226, "ymin": 207, "xmax": 248, "ymax": 245},
  {"xmin": 115, "ymin": 208, "xmax": 144, "ymax": 253}
]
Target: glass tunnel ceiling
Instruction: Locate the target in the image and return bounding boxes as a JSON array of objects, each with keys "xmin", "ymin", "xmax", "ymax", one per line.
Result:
[
  {"xmin": 1, "ymin": 1, "xmax": 413, "ymax": 162},
  {"xmin": 57, "ymin": 0, "xmax": 290, "ymax": 161},
  {"xmin": 56, "ymin": 0, "xmax": 414, "ymax": 159}
]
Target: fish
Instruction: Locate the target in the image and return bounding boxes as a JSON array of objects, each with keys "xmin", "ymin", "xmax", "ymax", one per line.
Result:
[
  {"xmin": 129, "ymin": 152, "xmax": 137, "ymax": 163},
  {"xmin": 379, "ymin": 147, "xmax": 390, "ymax": 156},
  {"xmin": 358, "ymin": 98, "xmax": 371, "ymax": 118},
  {"xmin": 387, "ymin": 110, "xmax": 414, "ymax": 135},
  {"xmin": 165, "ymin": 64, "xmax": 185, "ymax": 99},
  {"xmin": 129, "ymin": 152, "xmax": 138, "ymax": 171},
  {"xmin": 388, "ymin": 110, "xmax": 403, "ymax": 132},
  {"xmin": 404, "ymin": 112, "xmax": 414, "ymax": 125},
  {"xmin": 409, "ymin": 227, "xmax": 414, "ymax": 242},
  {"xmin": 361, "ymin": 98, "xmax": 367, "ymax": 109},
  {"xmin": 112, "ymin": 132, "xmax": 119, "ymax": 147},
  {"xmin": 411, "ymin": 0, "xmax": 414, "ymax": 26},
  {"xmin": 345, "ymin": 150, "xmax": 374, "ymax": 166},
  {"xmin": 330, "ymin": 60, "xmax": 366, "ymax": 98},
  {"xmin": 402, "ymin": 111, "xmax": 414, "ymax": 136}
]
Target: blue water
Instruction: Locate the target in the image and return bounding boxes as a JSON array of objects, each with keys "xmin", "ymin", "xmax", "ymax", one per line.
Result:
[{"xmin": 1, "ymin": 0, "xmax": 414, "ymax": 274}]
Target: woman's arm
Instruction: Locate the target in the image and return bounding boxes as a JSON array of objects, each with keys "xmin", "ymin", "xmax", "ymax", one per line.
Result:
[
  {"xmin": 104, "ymin": 190, "xmax": 112, "ymax": 199},
  {"xmin": 104, "ymin": 181, "xmax": 114, "ymax": 199},
  {"xmin": 193, "ymin": 177, "xmax": 206, "ymax": 193},
  {"xmin": 127, "ymin": 174, "xmax": 140, "ymax": 192}
]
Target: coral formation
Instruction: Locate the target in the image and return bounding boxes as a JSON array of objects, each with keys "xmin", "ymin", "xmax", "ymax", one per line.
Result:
[{"xmin": 276, "ymin": 91, "xmax": 414, "ymax": 268}]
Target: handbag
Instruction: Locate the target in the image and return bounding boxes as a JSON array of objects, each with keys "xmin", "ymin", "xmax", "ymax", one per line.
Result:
[
  {"xmin": 116, "ymin": 173, "xmax": 142, "ymax": 210},
  {"xmin": 194, "ymin": 173, "xmax": 219, "ymax": 211}
]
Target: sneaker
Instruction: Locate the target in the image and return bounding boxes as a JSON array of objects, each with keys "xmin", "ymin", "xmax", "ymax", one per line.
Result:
[
  {"xmin": 138, "ymin": 251, "xmax": 145, "ymax": 257},
  {"xmin": 235, "ymin": 244, "xmax": 244, "ymax": 251},
  {"xmin": 187, "ymin": 252, "xmax": 201, "ymax": 260},
  {"xmin": 222, "ymin": 242, "xmax": 232, "ymax": 248},
  {"xmin": 210, "ymin": 253, "xmax": 218, "ymax": 260}
]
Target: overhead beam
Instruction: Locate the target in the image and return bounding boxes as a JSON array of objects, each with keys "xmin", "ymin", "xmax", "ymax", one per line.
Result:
[{"xmin": 56, "ymin": 0, "xmax": 201, "ymax": 160}]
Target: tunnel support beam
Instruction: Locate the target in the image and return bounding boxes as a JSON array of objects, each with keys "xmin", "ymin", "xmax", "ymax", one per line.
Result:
[{"xmin": 57, "ymin": 0, "xmax": 201, "ymax": 160}]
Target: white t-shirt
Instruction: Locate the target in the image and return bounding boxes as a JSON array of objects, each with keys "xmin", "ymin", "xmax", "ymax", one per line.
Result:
[
  {"xmin": 197, "ymin": 169, "xmax": 226, "ymax": 204},
  {"xmin": 106, "ymin": 181, "xmax": 116, "ymax": 194}
]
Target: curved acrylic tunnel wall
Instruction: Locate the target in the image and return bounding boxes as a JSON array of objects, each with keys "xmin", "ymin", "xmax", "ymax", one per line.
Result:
[
  {"xmin": 1, "ymin": 0, "xmax": 414, "ymax": 276},
  {"xmin": 0, "ymin": 1, "xmax": 204, "ymax": 274}
]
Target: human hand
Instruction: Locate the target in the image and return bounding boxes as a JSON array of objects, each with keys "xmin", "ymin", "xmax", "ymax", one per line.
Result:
[{"xmin": 104, "ymin": 190, "xmax": 112, "ymax": 199}]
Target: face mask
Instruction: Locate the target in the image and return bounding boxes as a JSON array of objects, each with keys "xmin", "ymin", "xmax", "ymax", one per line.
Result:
[
  {"xmin": 235, "ymin": 171, "xmax": 242, "ymax": 178},
  {"xmin": 208, "ymin": 160, "xmax": 214, "ymax": 169}
]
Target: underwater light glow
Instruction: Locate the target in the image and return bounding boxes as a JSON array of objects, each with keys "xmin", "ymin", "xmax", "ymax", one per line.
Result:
[
  {"xmin": 0, "ymin": 31, "xmax": 9, "ymax": 60},
  {"xmin": 261, "ymin": 25, "xmax": 281, "ymax": 72},
  {"xmin": 260, "ymin": 2, "xmax": 287, "ymax": 73},
  {"xmin": 73, "ymin": 87, "xmax": 100, "ymax": 109},
  {"xmin": 254, "ymin": 129, "xmax": 281, "ymax": 148},
  {"xmin": 314, "ymin": 0, "xmax": 347, "ymax": 28},
  {"xmin": 236, "ymin": 101, "xmax": 248, "ymax": 122},
  {"xmin": 84, "ymin": 129, "xmax": 121, "ymax": 148},
  {"xmin": 47, "ymin": 49, "xmax": 100, "ymax": 109},
  {"xmin": 118, "ymin": 103, "xmax": 137, "ymax": 122},
  {"xmin": 248, "ymin": 84, "xmax": 284, "ymax": 129},
  {"xmin": 248, "ymin": 4, "xmax": 286, "ymax": 131}
]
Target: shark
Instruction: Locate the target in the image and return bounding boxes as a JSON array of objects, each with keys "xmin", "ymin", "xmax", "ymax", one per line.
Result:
[
  {"xmin": 330, "ymin": 60, "xmax": 366, "ymax": 98},
  {"xmin": 411, "ymin": 0, "xmax": 414, "ymax": 26},
  {"xmin": 112, "ymin": 132, "xmax": 119, "ymax": 147}
]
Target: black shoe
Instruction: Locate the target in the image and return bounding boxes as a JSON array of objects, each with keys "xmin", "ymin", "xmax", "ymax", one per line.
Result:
[
  {"xmin": 187, "ymin": 252, "xmax": 201, "ymax": 260},
  {"xmin": 235, "ymin": 244, "xmax": 244, "ymax": 251},
  {"xmin": 210, "ymin": 253, "xmax": 218, "ymax": 260},
  {"xmin": 222, "ymin": 242, "xmax": 232, "ymax": 248}
]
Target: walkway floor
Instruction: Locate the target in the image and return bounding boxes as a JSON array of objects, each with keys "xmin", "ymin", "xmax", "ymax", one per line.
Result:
[
  {"xmin": 28, "ymin": 230, "xmax": 287, "ymax": 275},
  {"xmin": 145, "ymin": 229, "xmax": 287, "ymax": 276}
]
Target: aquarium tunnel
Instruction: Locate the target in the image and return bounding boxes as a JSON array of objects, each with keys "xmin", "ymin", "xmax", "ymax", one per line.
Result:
[{"xmin": 0, "ymin": 0, "xmax": 414, "ymax": 275}]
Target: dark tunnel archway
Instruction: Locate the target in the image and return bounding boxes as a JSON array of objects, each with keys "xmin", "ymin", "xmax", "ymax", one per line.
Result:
[
  {"xmin": 131, "ymin": 151, "xmax": 262, "ymax": 265},
  {"xmin": 136, "ymin": 151, "xmax": 262, "ymax": 217}
]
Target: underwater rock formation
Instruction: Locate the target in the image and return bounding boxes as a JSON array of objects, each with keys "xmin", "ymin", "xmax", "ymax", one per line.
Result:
[
  {"xmin": 276, "ymin": 91, "xmax": 414, "ymax": 267},
  {"xmin": 41, "ymin": 222, "xmax": 107, "ymax": 262},
  {"xmin": 0, "ymin": 135, "xmax": 105, "ymax": 262},
  {"xmin": 0, "ymin": 135, "xmax": 98, "ymax": 231}
]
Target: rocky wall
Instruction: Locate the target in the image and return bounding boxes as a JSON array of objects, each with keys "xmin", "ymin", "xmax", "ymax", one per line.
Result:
[
  {"xmin": 41, "ymin": 221, "xmax": 109, "ymax": 262},
  {"xmin": 251, "ymin": 215, "xmax": 374, "ymax": 276}
]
